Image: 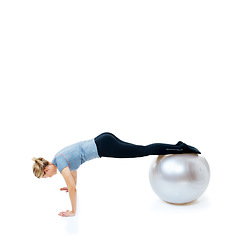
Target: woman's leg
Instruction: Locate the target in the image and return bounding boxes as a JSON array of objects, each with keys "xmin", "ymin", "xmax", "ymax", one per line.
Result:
[{"xmin": 94, "ymin": 132, "xmax": 200, "ymax": 158}]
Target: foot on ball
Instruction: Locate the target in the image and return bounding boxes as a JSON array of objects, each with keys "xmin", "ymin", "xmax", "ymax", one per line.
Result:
[{"xmin": 176, "ymin": 141, "xmax": 201, "ymax": 154}]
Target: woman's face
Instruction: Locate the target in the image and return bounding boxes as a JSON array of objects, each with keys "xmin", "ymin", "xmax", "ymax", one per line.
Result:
[{"xmin": 42, "ymin": 164, "xmax": 57, "ymax": 178}]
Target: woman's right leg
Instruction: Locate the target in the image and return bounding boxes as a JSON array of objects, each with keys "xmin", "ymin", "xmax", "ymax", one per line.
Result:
[{"xmin": 94, "ymin": 132, "xmax": 200, "ymax": 158}]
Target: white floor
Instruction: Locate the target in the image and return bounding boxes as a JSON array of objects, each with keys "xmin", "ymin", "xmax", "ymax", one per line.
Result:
[{"xmin": 1, "ymin": 1, "xmax": 240, "ymax": 239}]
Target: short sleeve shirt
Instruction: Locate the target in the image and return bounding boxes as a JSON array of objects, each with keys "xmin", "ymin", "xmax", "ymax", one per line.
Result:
[{"xmin": 52, "ymin": 139, "xmax": 99, "ymax": 173}]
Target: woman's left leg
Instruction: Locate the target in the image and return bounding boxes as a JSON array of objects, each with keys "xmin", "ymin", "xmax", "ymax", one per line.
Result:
[{"xmin": 94, "ymin": 132, "xmax": 201, "ymax": 158}]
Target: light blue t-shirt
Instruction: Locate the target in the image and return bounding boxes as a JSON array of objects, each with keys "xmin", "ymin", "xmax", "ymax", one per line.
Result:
[{"xmin": 52, "ymin": 139, "xmax": 100, "ymax": 173}]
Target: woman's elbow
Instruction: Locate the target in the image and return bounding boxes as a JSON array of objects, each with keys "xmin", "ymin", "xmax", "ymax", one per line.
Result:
[{"xmin": 69, "ymin": 186, "xmax": 77, "ymax": 192}]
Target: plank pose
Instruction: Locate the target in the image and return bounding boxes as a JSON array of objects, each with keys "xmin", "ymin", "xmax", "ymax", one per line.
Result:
[{"xmin": 32, "ymin": 132, "xmax": 201, "ymax": 217}]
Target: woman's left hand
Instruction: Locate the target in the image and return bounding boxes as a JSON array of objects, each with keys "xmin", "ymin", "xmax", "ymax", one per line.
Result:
[{"xmin": 58, "ymin": 210, "xmax": 75, "ymax": 217}]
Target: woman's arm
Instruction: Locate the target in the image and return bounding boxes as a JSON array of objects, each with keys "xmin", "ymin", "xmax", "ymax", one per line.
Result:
[
  {"xmin": 71, "ymin": 170, "xmax": 77, "ymax": 185},
  {"xmin": 60, "ymin": 170, "xmax": 77, "ymax": 192},
  {"xmin": 59, "ymin": 167, "xmax": 77, "ymax": 217}
]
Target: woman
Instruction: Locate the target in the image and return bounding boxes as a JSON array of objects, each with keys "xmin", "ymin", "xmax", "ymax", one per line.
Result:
[{"xmin": 32, "ymin": 132, "xmax": 200, "ymax": 217}]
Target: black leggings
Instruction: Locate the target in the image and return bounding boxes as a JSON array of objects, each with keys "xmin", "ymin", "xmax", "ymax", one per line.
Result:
[{"xmin": 94, "ymin": 132, "xmax": 199, "ymax": 158}]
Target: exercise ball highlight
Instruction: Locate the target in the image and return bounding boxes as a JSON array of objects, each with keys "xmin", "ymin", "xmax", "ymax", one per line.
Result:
[{"xmin": 149, "ymin": 154, "xmax": 210, "ymax": 204}]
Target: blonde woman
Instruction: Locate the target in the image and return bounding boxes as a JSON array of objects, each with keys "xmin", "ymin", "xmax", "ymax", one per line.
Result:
[{"xmin": 32, "ymin": 132, "xmax": 200, "ymax": 217}]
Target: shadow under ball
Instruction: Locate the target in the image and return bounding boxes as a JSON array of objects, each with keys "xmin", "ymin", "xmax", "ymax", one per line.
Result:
[{"xmin": 149, "ymin": 154, "xmax": 210, "ymax": 204}]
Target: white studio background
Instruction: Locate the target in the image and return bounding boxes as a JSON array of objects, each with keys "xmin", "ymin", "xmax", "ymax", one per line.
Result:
[{"xmin": 0, "ymin": 0, "xmax": 239, "ymax": 239}]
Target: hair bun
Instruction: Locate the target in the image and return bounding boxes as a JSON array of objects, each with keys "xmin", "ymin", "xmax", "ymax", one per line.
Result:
[
  {"xmin": 32, "ymin": 157, "xmax": 49, "ymax": 178},
  {"xmin": 32, "ymin": 157, "xmax": 43, "ymax": 166}
]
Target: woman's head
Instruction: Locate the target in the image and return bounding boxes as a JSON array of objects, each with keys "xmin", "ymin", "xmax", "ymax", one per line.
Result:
[{"xmin": 32, "ymin": 157, "xmax": 57, "ymax": 178}]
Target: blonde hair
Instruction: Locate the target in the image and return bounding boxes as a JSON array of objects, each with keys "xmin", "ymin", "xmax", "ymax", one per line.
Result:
[{"xmin": 32, "ymin": 157, "xmax": 49, "ymax": 178}]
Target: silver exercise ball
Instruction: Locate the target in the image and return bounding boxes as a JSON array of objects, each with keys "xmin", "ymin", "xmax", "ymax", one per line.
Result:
[{"xmin": 149, "ymin": 154, "xmax": 210, "ymax": 204}]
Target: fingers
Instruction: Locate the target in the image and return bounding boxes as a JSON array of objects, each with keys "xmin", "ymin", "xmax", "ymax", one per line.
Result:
[
  {"xmin": 58, "ymin": 210, "xmax": 74, "ymax": 217},
  {"xmin": 60, "ymin": 190, "xmax": 68, "ymax": 192},
  {"xmin": 58, "ymin": 211, "xmax": 68, "ymax": 217}
]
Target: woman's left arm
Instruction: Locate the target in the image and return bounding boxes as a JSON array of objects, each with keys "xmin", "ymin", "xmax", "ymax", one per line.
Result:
[
  {"xmin": 71, "ymin": 170, "xmax": 77, "ymax": 185},
  {"xmin": 60, "ymin": 171, "xmax": 77, "ymax": 192},
  {"xmin": 58, "ymin": 167, "xmax": 77, "ymax": 217}
]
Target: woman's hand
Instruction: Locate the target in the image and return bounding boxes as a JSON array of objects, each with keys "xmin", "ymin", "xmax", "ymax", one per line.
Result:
[
  {"xmin": 58, "ymin": 210, "xmax": 75, "ymax": 217},
  {"xmin": 61, "ymin": 167, "xmax": 77, "ymax": 215},
  {"xmin": 60, "ymin": 187, "xmax": 68, "ymax": 192}
]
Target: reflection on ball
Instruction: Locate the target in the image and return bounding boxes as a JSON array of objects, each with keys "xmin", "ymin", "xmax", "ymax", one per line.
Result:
[{"xmin": 149, "ymin": 154, "xmax": 210, "ymax": 204}]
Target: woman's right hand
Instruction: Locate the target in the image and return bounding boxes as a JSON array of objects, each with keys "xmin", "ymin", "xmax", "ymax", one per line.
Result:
[{"xmin": 60, "ymin": 187, "xmax": 68, "ymax": 192}]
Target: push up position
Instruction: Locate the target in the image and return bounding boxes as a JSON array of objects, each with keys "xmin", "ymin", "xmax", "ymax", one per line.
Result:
[{"xmin": 32, "ymin": 132, "xmax": 201, "ymax": 217}]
